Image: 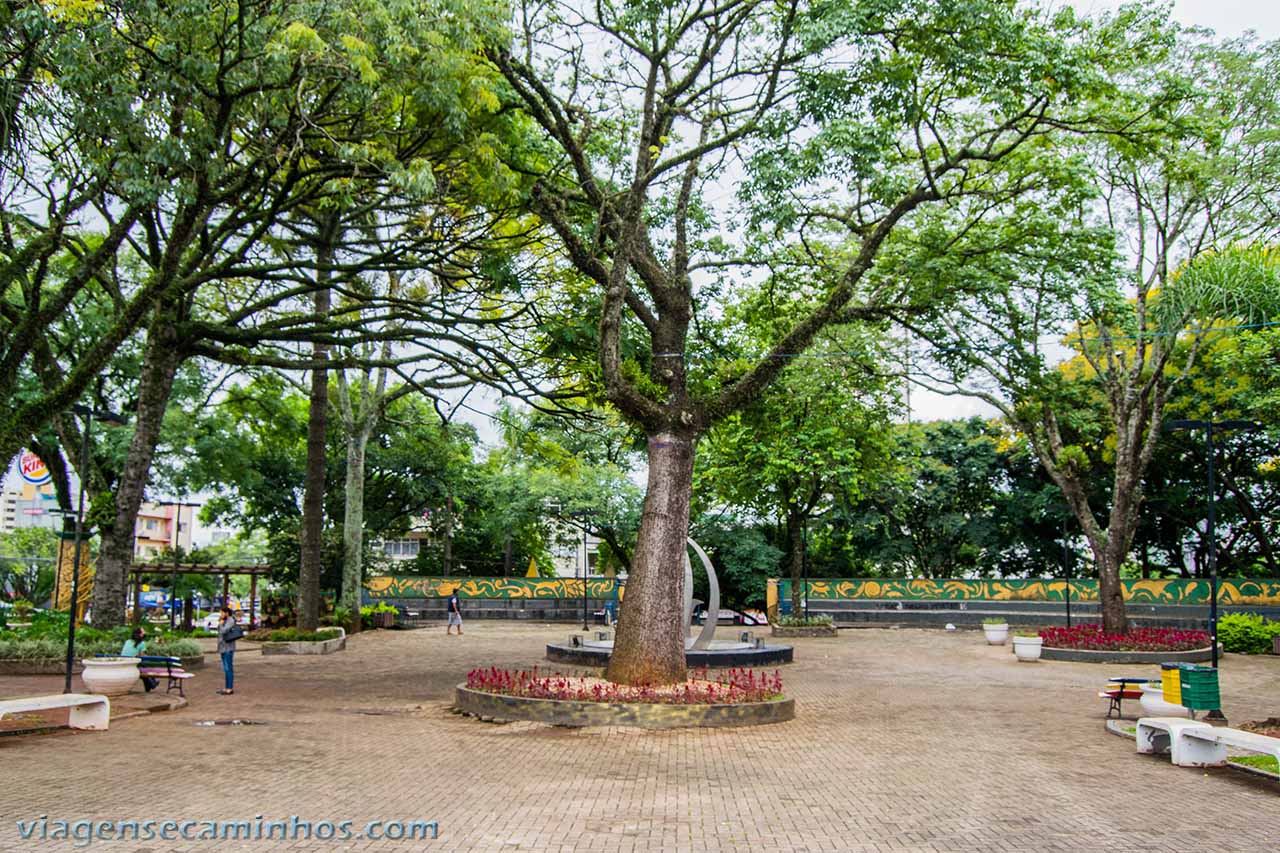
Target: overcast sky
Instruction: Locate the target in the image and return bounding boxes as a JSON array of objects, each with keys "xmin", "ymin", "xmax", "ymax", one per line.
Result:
[{"xmin": 1067, "ymin": 0, "xmax": 1278, "ymax": 39}]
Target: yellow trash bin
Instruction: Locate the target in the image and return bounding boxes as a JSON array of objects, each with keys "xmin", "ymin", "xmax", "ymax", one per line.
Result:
[{"xmin": 1161, "ymin": 664, "xmax": 1183, "ymax": 706}]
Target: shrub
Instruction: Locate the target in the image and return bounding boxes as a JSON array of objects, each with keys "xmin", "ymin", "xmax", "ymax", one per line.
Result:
[
  {"xmin": 982, "ymin": 618, "xmax": 1008, "ymax": 626},
  {"xmin": 777, "ymin": 614, "xmax": 833, "ymax": 627},
  {"xmin": 1217, "ymin": 613, "xmax": 1280, "ymax": 655},
  {"xmin": 0, "ymin": 636, "xmax": 200, "ymax": 659},
  {"xmin": 359, "ymin": 602, "xmax": 398, "ymax": 629},
  {"xmin": 1038, "ymin": 623, "xmax": 1209, "ymax": 652}
]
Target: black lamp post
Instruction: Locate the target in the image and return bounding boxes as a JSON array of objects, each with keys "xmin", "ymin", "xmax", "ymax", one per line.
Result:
[
  {"xmin": 63, "ymin": 404, "xmax": 127, "ymax": 693},
  {"xmin": 1163, "ymin": 418, "xmax": 1263, "ymax": 676}
]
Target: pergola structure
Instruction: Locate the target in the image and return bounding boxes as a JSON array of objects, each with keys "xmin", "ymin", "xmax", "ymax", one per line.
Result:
[{"xmin": 129, "ymin": 563, "xmax": 273, "ymax": 629}]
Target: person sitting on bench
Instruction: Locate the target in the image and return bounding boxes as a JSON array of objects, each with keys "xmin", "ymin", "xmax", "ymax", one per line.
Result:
[{"xmin": 121, "ymin": 627, "xmax": 159, "ymax": 692}]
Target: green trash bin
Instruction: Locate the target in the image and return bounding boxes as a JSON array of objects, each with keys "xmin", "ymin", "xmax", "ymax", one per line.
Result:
[{"xmin": 1178, "ymin": 665, "xmax": 1221, "ymax": 711}]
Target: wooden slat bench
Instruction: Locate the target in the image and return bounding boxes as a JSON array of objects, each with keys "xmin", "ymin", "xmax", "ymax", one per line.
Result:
[
  {"xmin": 0, "ymin": 694, "xmax": 110, "ymax": 730},
  {"xmin": 137, "ymin": 655, "xmax": 194, "ymax": 698}
]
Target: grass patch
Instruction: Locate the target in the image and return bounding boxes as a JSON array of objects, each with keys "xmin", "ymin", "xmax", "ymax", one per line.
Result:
[{"xmin": 1229, "ymin": 754, "xmax": 1279, "ymax": 774}]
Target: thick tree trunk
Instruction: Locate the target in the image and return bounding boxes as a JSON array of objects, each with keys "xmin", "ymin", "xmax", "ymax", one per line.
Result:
[
  {"xmin": 298, "ymin": 283, "xmax": 331, "ymax": 632},
  {"xmin": 786, "ymin": 510, "xmax": 805, "ymax": 616},
  {"xmin": 91, "ymin": 317, "xmax": 182, "ymax": 627},
  {"xmin": 606, "ymin": 432, "xmax": 695, "ymax": 686},
  {"xmin": 340, "ymin": 429, "xmax": 369, "ymax": 632}
]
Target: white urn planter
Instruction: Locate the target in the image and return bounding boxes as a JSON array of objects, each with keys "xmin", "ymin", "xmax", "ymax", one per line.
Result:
[
  {"xmin": 80, "ymin": 656, "xmax": 140, "ymax": 696},
  {"xmin": 982, "ymin": 623, "xmax": 1009, "ymax": 645},
  {"xmin": 1011, "ymin": 636, "xmax": 1043, "ymax": 662},
  {"xmin": 1138, "ymin": 682, "xmax": 1189, "ymax": 717}
]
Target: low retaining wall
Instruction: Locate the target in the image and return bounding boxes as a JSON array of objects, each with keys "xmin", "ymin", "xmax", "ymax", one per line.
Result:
[
  {"xmin": 1039, "ymin": 643, "xmax": 1223, "ymax": 664},
  {"xmin": 455, "ymin": 685, "xmax": 794, "ymax": 729},
  {"xmin": 260, "ymin": 629, "xmax": 346, "ymax": 656},
  {"xmin": 771, "ymin": 625, "xmax": 838, "ymax": 638}
]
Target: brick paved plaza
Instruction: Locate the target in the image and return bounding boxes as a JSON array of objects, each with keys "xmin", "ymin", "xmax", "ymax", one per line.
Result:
[{"xmin": 1, "ymin": 625, "xmax": 1277, "ymax": 852}]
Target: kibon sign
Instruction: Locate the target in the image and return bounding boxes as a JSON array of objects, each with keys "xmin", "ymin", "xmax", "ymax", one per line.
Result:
[{"xmin": 18, "ymin": 450, "xmax": 51, "ymax": 486}]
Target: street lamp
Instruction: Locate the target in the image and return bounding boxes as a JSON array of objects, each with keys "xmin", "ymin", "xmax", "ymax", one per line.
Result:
[
  {"xmin": 63, "ymin": 404, "xmax": 127, "ymax": 694},
  {"xmin": 157, "ymin": 499, "xmax": 200, "ymax": 629},
  {"xmin": 1163, "ymin": 418, "xmax": 1263, "ymax": 677}
]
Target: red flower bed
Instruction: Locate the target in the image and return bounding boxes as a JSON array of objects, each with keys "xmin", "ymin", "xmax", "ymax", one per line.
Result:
[
  {"xmin": 1039, "ymin": 623, "xmax": 1209, "ymax": 652},
  {"xmin": 464, "ymin": 666, "xmax": 784, "ymax": 705}
]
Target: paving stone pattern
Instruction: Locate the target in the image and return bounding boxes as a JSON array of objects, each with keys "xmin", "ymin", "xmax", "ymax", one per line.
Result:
[{"xmin": 1, "ymin": 625, "xmax": 1277, "ymax": 852}]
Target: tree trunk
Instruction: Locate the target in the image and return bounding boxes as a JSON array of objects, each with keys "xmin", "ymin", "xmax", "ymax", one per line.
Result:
[
  {"xmin": 298, "ymin": 275, "xmax": 331, "ymax": 632},
  {"xmin": 339, "ymin": 428, "xmax": 370, "ymax": 632},
  {"xmin": 91, "ymin": 316, "xmax": 182, "ymax": 627},
  {"xmin": 502, "ymin": 530, "xmax": 512, "ymax": 577},
  {"xmin": 606, "ymin": 432, "xmax": 695, "ymax": 686},
  {"xmin": 786, "ymin": 510, "xmax": 805, "ymax": 616}
]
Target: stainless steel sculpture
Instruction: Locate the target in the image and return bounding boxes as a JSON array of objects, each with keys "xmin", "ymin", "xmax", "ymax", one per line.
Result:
[{"xmin": 683, "ymin": 537, "xmax": 719, "ymax": 650}]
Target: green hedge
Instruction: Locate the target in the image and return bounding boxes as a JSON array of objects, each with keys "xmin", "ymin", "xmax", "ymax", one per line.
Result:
[
  {"xmin": 0, "ymin": 636, "xmax": 202, "ymax": 660},
  {"xmin": 1217, "ymin": 613, "xmax": 1280, "ymax": 654}
]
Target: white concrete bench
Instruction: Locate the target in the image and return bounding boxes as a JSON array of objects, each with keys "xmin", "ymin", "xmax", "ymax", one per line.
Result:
[
  {"xmin": 1177, "ymin": 726, "xmax": 1280, "ymax": 768},
  {"xmin": 1135, "ymin": 717, "xmax": 1214, "ymax": 765},
  {"xmin": 0, "ymin": 694, "xmax": 110, "ymax": 730},
  {"xmin": 1137, "ymin": 716, "xmax": 1280, "ymax": 768}
]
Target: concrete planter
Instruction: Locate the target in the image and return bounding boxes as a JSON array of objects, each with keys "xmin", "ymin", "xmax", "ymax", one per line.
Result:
[
  {"xmin": 1012, "ymin": 636, "xmax": 1043, "ymax": 662},
  {"xmin": 455, "ymin": 685, "xmax": 794, "ymax": 729},
  {"xmin": 1040, "ymin": 643, "xmax": 1222, "ymax": 664},
  {"xmin": 771, "ymin": 624, "xmax": 838, "ymax": 638},
  {"xmin": 1139, "ymin": 682, "xmax": 1189, "ymax": 717},
  {"xmin": 81, "ymin": 657, "xmax": 140, "ymax": 696},
  {"xmin": 982, "ymin": 623, "xmax": 1009, "ymax": 645},
  {"xmin": 260, "ymin": 628, "xmax": 346, "ymax": 656}
]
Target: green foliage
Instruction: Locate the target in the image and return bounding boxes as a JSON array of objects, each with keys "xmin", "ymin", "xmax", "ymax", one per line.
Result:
[
  {"xmin": 0, "ymin": 527, "xmax": 58, "ymax": 606},
  {"xmin": 1217, "ymin": 613, "xmax": 1280, "ymax": 655},
  {"xmin": 776, "ymin": 614, "xmax": 833, "ymax": 628},
  {"xmin": 982, "ymin": 618, "xmax": 1009, "ymax": 626}
]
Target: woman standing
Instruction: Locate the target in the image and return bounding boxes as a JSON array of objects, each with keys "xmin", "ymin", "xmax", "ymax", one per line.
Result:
[{"xmin": 217, "ymin": 606, "xmax": 238, "ymax": 695}]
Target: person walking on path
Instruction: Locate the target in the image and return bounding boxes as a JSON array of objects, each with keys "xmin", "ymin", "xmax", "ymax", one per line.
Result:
[
  {"xmin": 217, "ymin": 606, "xmax": 239, "ymax": 694},
  {"xmin": 446, "ymin": 588, "xmax": 463, "ymax": 636}
]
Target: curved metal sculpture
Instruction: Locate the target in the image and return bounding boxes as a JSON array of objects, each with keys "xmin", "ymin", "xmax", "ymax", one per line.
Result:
[{"xmin": 682, "ymin": 537, "xmax": 720, "ymax": 650}]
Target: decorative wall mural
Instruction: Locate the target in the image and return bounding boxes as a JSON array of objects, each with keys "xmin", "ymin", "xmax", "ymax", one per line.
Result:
[
  {"xmin": 364, "ymin": 576, "xmax": 622, "ymax": 600},
  {"xmin": 770, "ymin": 578, "xmax": 1280, "ymax": 606}
]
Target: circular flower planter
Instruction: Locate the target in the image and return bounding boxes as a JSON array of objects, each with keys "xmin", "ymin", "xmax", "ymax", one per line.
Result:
[
  {"xmin": 1039, "ymin": 644, "xmax": 1221, "ymax": 664},
  {"xmin": 80, "ymin": 656, "xmax": 140, "ymax": 695},
  {"xmin": 1011, "ymin": 636, "xmax": 1043, "ymax": 662},
  {"xmin": 982, "ymin": 623, "xmax": 1009, "ymax": 645},
  {"xmin": 455, "ymin": 684, "xmax": 794, "ymax": 729}
]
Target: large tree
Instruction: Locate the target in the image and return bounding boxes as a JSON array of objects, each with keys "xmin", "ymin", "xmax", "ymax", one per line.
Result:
[
  {"xmin": 898, "ymin": 33, "xmax": 1280, "ymax": 632},
  {"xmin": 495, "ymin": 0, "xmax": 1149, "ymax": 682}
]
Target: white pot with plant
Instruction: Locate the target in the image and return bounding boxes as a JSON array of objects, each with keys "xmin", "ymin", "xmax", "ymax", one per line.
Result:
[
  {"xmin": 981, "ymin": 618, "xmax": 1009, "ymax": 645},
  {"xmin": 1011, "ymin": 632, "xmax": 1043, "ymax": 662},
  {"xmin": 80, "ymin": 656, "xmax": 141, "ymax": 695}
]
